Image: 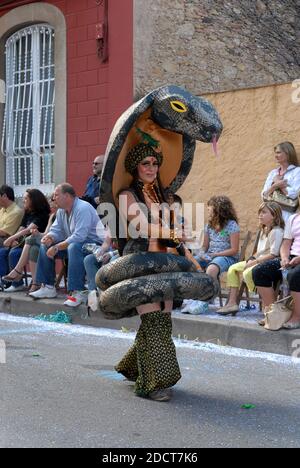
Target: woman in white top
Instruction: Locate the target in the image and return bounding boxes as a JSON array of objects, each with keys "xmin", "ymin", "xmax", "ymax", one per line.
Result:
[
  {"xmin": 262, "ymin": 142, "xmax": 300, "ymax": 222},
  {"xmin": 253, "ymin": 201, "xmax": 300, "ymax": 329}
]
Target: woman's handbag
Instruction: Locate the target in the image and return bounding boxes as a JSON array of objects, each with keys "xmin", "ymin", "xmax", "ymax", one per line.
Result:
[
  {"xmin": 264, "ymin": 296, "xmax": 293, "ymax": 331},
  {"xmin": 266, "ymin": 190, "xmax": 299, "ymax": 213}
]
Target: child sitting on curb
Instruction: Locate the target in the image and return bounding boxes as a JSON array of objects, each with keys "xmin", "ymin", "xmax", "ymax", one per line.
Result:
[{"xmin": 217, "ymin": 201, "xmax": 284, "ymax": 316}]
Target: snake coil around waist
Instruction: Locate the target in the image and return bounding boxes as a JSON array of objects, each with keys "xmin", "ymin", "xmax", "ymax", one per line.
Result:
[{"xmin": 96, "ymin": 252, "xmax": 219, "ymax": 319}]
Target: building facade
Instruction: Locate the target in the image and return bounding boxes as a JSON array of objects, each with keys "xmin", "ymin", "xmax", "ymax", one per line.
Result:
[
  {"xmin": 133, "ymin": 0, "xmax": 300, "ymax": 233},
  {"xmin": 1, "ymin": 0, "xmax": 300, "ymax": 234},
  {"xmin": 0, "ymin": 0, "xmax": 133, "ymax": 196}
]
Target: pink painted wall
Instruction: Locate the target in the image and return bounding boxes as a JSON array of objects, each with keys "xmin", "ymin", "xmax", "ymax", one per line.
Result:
[
  {"xmin": 1, "ymin": 0, "xmax": 134, "ymax": 194},
  {"xmin": 63, "ymin": 0, "xmax": 134, "ymax": 193}
]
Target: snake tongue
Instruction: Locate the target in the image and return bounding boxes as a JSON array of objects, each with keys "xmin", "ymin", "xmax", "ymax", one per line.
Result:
[{"xmin": 212, "ymin": 134, "xmax": 220, "ymax": 157}]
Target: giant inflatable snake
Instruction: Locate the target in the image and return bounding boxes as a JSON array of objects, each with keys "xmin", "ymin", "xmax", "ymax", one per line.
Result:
[{"xmin": 97, "ymin": 85, "xmax": 223, "ymax": 319}]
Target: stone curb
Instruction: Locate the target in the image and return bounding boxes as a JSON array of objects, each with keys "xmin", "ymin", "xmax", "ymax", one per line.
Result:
[{"xmin": 0, "ymin": 292, "xmax": 300, "ymax": 357}]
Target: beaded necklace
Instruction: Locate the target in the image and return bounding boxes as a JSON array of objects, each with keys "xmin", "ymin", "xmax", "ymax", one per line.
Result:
[{"xmin": 142, "ymin": 181, "xmax": 160, "ymax": 204}]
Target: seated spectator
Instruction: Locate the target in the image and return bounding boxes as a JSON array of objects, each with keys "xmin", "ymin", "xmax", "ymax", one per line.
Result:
[
  {"xmin": 252, "ymin": 199, "xmax": 300, "ymax": 329},
  {"xmin": 84, "ymin": 232, "xmax": 119, "ymax": 312},
  {"xmin": 81, "ymin": 155, "xmax": 104, "ymax": 209},
  {"xmin": 0, "ymin": 185, "xmax": 23, "ymax": 247},
  {"xmin": 3, "ymin": 194, "xmax": 58, "ymax": 294},
  {"xmin": 29, "ymin": 183, "xmax": 105, "ymax": 307},
  {"xmin": 195, "ymin": 195, "xmax": 240, "ymax": 280},
  {"xmin": 1, "ymin": 189, "xmax": 50, "ymax": 292},
  {"xmin": 217, "ymin": 202, "xmax": 284, "ymax": 316},
  {"xmin": 262, "ymin": 142, "xmax": 300, "ymax": 222}
]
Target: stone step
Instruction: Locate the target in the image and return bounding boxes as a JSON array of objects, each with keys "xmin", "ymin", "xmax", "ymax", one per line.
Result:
[{"xmin": 0, "ymin": 291, "xmax": 299, "ymax": 358}]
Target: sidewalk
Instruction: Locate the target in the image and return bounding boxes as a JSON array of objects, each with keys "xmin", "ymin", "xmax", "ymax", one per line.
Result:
[{"xmin": 0, "ymin": 290, "xmax": 299, "ymax": 358}]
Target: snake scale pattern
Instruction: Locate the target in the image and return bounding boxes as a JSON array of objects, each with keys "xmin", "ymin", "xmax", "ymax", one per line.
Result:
[{"xmin": 98, "ymin": 85, "xmax": 223, "ymax": 318}]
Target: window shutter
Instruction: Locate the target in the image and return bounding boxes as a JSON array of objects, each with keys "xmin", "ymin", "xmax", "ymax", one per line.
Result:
[{"xmin": 1, "ymin": 24, "xmax": 55, "ymax": 196}]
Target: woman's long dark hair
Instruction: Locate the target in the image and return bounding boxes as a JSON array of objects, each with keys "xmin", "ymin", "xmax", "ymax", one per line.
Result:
[{"xmin": 26, "ymin": 189, "xmax": 51, "ymax": 215}]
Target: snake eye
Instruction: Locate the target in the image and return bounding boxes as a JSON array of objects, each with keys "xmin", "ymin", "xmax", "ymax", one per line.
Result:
[{"xmin": 170, "ymin": 100, "xmax": 187, "ymax": 113}]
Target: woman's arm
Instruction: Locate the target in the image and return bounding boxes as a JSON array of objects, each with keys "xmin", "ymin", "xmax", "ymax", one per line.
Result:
[
  {"xmin": 262, "ymin": 170, "xmax": 288, "ymax": 198},
  {"xmin": 202, "ymin": 233, "xmax": 209, "ymax": 252},
  {"xmin": 256, "ymin": 253, "xmax": 277, "ymax": 264},
  {"xmin": 264, "ymin": 180, "xmax": 288, "ymax": 197},
  {"xmin": 3, "ymin": 223, "xmax": 38, "ymax": 246},
  {"xmin": 245, "ymin": 253, "xmax": 277, "ymax": 269},
  {"xmin": 262, "ymin": 171, "xmax": 275, "ymax": 198},
  {"xmin": 289, "ymin": 256, "xmax": 300, "ymax": 267},
  {"xmin": 98, "ymin": 232, "xmax": 112, "ymax": 256},
  {"xmin": 280, "ymin": 239, "xmax": 293, "ymax": 268},
  {"xmin": 285, "ymin": 167, "xmax": 300, "ymax": 199}
]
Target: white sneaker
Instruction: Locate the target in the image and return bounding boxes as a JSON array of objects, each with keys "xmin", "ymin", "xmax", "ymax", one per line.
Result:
[
  {"xmin": 181, "ymin": 300, "xmax": 209, "ymax": 315},
  {"xmin": 181, "ymin": 299, "xmax": 194, "ymax": 313},
  {"xmin": 3, "ymin": 284, "xmax": 26, "ymax": 293},
  {"xmin": 29, "ymin": 285, "xmax": 57, "ymax": 299},
  {"xmin": 64, "ymin": 291, "xmax": 87, "ymax": 308},
  {"xmin": 88, "ymin": 290, "xmax": 99, "ymax": 312}
]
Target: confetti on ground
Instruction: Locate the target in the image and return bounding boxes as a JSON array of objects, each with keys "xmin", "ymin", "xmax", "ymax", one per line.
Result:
[
  {"xmin": 34, "ymin": 311, "xmax": 72, "ymax": 324},
  {"xmin": 241, "ymin": 404, "xmax": 256, "ymax": 410}
]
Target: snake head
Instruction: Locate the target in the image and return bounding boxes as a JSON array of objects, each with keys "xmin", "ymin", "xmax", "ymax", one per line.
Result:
[{"xmin": 150, "ymin": 85, "xmax": 223, "ymax": 143}]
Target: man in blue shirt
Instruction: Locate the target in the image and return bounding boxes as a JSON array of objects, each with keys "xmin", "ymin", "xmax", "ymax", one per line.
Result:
[
  {"xmin": 82, "ymin": 155, "xmax": 104, "ymax": 208},
  {"xmin": 30, "ymin": 183, "xmax": 106, "ymax": 307}
]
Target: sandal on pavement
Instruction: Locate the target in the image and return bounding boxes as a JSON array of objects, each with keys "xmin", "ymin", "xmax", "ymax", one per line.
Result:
[
  {"xmin": 26, "ymin": 283, "xmax": 40, "ymax": 296},
  {"xmin": 217, "ymin": 304, "xmax": 239, "ymax": 316},
  {"xmin": 2, "ymin": 268, "xmax": 24, "ymax": 283}
]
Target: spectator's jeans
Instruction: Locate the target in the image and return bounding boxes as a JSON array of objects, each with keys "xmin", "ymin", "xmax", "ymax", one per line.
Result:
[
  {"xmin": 84, "ymin": 254, "xmax": 102, "ymax": 291},
  {"xmin": 36, "ymin": 243, "xmax": 90, "ymax": 291},
  {"xmin": 0, "ymin": 247, "xmax": 23, "ymax": 287},
  {"xmin": 84, "ymin": 254, "xmax": 119, "ymax": 291},
  {"xmin": 0, "ymin": 247, "xmax": 10, "ymax": 277}
]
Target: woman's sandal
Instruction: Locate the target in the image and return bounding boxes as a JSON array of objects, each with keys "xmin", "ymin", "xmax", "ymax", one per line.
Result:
[
  {"xmin": 26, "ymin": 283, "xmax": 40, "ymax": 296},
  {"xmin": 2, "ymin": 268, "xmax": 24, "ymax": 282}
]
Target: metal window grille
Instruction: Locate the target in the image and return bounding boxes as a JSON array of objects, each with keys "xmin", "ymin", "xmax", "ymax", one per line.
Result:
[{"xmin": 1, "ymin": 24, "xmax": 55, "ymax": 197}]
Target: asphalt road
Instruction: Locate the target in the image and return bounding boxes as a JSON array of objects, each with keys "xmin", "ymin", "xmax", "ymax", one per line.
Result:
[{"xmin": 0, "ymin": 313, "xmax": 300, "ymax": 448}]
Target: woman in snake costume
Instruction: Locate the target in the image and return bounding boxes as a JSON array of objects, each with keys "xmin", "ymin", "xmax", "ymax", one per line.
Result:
[
  {"xmin": 97, "ymin": 85, "xmax": 223, "ymax": 401},
  {"xmin": 115, "ymin": 142, "xmax": 185, "ymax": 401}
]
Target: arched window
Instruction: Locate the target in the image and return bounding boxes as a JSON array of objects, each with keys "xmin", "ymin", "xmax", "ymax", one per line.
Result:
[{"xmin": 1, "ymin": 24, "xmax": 55, "ymax": 196}]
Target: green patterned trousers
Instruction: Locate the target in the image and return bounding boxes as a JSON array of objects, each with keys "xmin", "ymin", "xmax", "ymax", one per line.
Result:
[{"xmin": 115, "ymin": 311, "xmax": 181, "ymax": 397}]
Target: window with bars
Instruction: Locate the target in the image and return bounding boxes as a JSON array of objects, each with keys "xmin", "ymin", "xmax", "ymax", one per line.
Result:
[{"xmin": 1, "ymin": 24, "xmax": 55, "ymax": 196}]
